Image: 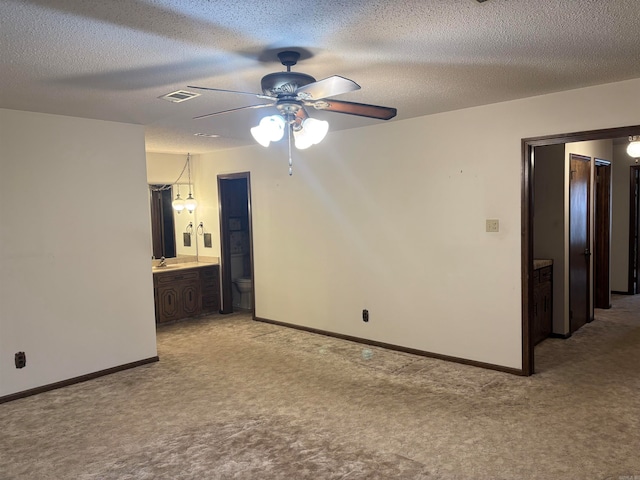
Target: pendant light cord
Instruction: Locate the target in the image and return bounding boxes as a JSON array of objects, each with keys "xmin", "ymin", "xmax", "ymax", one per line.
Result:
[{"xmin": 186, "ymin": 153, "xmax": 193, "ymax": 195}]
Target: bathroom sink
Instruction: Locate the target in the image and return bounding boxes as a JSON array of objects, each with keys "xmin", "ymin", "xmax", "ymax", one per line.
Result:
[{"xmin": 152, "ymin": 264, "xmax": 182, "ymax": 271}]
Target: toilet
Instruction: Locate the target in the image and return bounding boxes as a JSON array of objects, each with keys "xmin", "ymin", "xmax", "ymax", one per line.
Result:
[
  {"xmin": 230, "ymin": 253, "xmax": 253, "ymax": 310},
  {"xmin": 233, "ymin": 277, "xmax": 253, "ymax": 310}
]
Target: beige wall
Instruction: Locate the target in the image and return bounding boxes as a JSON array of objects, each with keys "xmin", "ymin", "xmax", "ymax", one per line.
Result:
[
  {"xmin": 0, "ymin": 109, "xmax": 157, "ymax": 397},
  {"xmin": 190, "ymin": 78, "xmax": 640, "ymax": 370}
]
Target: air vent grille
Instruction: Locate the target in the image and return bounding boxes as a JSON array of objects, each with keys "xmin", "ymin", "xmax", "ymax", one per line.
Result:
[
  {"xmin": 159, "ymin": 90, "xmax": 201, "ymax": 103},
  {"xmin": 194, "ymin": 133, "xmax": 219, "ymax": 138}
]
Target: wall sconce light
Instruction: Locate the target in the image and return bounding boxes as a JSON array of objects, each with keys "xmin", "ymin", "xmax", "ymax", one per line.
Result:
[{"xmin": 627, "ymin": 136, "xmax": 640, "ymax": 158}]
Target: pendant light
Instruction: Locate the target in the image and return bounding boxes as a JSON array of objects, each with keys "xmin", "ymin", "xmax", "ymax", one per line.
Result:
[
  {"xmin": 172, "ymin": 184, "xmax": 185, "ymax": 213},
  {"xmin": 627, "ymin": 136, "xmax": 640, "ymax": 158},
  {"xmin": 184, "ymin": 153, "xmax": 197, "ymax": 213},
  {"xmin": 171, "ymin": 153, "xmax": 197, "ymax": 214}
]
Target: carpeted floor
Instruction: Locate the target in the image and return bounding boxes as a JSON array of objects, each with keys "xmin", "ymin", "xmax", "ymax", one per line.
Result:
[{"xmin": 1, "ymin": 295, "xmax": 639, "ymax": 479}]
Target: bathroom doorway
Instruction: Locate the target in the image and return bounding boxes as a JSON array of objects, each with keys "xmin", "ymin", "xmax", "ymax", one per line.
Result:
[{"xmin": 218, "ymin": 173, "xmax": 254, "ymax": 315}]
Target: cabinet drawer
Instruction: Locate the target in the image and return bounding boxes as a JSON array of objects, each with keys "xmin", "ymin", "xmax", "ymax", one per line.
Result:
[
  {"xmin": 539, "ymin": 266, "xmax": 552, "ymax": 282},
  {"xmin": 200, "ymin": 266, "xmax": 218, "ymax": 279},
  {"xmin": 533, "ymin": 269, "xmax": 540, "ymax": 283},
  {"xmin": 155, "ymin": 271, "xmax": 200, "ymax": 284}
]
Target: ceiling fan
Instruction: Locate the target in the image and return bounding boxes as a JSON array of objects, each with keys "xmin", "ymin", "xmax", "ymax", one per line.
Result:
[{"xmin": 188, "ymin": 50, "xmax": 397, "ymax": 174}]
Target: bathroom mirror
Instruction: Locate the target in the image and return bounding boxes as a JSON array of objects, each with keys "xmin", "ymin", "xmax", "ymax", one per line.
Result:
[{"xmin": 149, "ymin": 184, "xmax": 198, "ymax": 259}]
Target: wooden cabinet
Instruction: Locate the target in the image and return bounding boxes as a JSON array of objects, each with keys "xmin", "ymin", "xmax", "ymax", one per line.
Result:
[
  {"xmin": 532, "ymin": 265, "xmax": 553, "ymax": 345},
  {"xmin": 153, "ymin": 265, "xmax": 220, "ymax": 324},
  {"xmin": 200, "ymin": 265, "xmax": 220, "ymax": 314}
]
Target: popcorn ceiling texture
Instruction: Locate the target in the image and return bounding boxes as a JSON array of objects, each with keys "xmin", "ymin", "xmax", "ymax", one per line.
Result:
[
  {"xmin": 1, "ymin": 0, "xmax": 640, "ymax": 153},
  {"xmin": 0, "ymin": 295, "xmax": 639, "ymax": 479}
]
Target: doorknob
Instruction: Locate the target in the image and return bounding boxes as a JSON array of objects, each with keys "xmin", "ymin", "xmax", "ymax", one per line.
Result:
[{"xmin": 584, "ymin": 248, "xmax": 591, "ymax": 257}]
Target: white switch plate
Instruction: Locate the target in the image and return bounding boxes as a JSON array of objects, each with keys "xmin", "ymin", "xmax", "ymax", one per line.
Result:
[{"xmin": 486, "ymin": 219, "xmax": 499, "ymax": 232}]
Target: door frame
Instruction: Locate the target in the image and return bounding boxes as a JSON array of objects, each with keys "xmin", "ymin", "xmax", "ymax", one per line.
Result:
[
  {"xmin": 217, "ymin": 172, "xmax": 255, "ymax": 315},
  {"xmin": 521, "ymin": 125, "xmax": 640, "ymax": 375}
]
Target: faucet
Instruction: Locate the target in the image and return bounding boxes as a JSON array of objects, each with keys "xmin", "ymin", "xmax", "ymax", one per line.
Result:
[{"xmin": 158, "ymin": 256, "xmax": 167, "ymax": 267}]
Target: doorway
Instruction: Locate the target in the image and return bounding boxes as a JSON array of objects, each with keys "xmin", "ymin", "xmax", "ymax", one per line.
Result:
[
  {"xmin": 218, "ymin": 173, "xmax": 255, "ymax": 315},
  {"xmin": 522, "ymin": 125, "xmax": 640, "ymax": 375}
]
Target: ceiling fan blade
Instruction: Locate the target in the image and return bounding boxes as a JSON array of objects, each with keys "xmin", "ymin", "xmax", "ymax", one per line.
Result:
[
  {"xmin": 194, "ymin": 103, "xmax": 274, "ymax": 120},
  {"xmin": 295, "ymin": 75, "xmax": 360, "ymax": 100},
  {"xmin": 187, "ymin": 85, "xmax": 273, "ymax": 100},
  {"xmin": 310, "ymin": 99, "xmax": 397, "ymax": 120}
]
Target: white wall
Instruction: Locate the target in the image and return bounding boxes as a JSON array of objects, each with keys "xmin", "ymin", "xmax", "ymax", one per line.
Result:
[
  {"xmin": 0, "ymin": 109, "xmax": 157, "ymax": 397},
  {"xmin": 191, "ymin": 78, "xmax": 640, "ymax": 371},
  {"xmin": 611, "ymin": 142, "xmax": 637, "ymax": 292}
]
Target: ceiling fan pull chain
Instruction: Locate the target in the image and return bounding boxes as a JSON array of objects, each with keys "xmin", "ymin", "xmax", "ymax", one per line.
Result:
[{"xmin": 288, "ymin": 122, "xmax": 293, "ymax": 176}]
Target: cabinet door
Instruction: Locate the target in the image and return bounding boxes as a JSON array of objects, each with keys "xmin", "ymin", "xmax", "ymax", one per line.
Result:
[
  {"xmin": 532, "ymin": 284, "xmax": 543, "ymax": 345},
  {"xmin": 157, "ymin": 285, "xmax": 181, "ymax": 323},
  {"xmin": 181, "ymin": 281, "xmax": 201, "ymax": 317},
  {"xmin": 200, "ymin": 266, "xmax": 220, "ymax": 314},
  {"xmin": 539, "ymin": 282, "xmax": 552, "ymax": 340}
]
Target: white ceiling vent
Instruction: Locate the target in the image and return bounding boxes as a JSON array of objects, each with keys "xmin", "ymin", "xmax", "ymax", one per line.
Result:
[{"xmin": 159, "ymin": 90, "xmax": 201, "ymax": 103}]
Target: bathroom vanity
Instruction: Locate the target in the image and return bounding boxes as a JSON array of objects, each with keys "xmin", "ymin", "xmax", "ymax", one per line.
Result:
[
  {"xmin": 152, "ymin": 263, "xmax": 220, "ymax": 324},
  {"xmin": 532, "ymin": 259, "xmax": 553, "ymax": 345}
]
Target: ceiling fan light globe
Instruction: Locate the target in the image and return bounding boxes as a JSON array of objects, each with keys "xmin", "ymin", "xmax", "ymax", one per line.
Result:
[
  {"xmin": 627, "ymin": 141, "xmax": 640, "ymax": 158},
  {"xmin": 303, "ymin": 118, "xmax": 329, "ymax": 145},
  {"xmin": 260, "ymin": 115, "xmax": 285, "ymax": 142},
  {"xmin": 294, "ymin": 128, "xmax": 313, "ymax": 150},
  {"xmin": 251, "ymin": 125, "xmax": 271, "ymax": 147}
]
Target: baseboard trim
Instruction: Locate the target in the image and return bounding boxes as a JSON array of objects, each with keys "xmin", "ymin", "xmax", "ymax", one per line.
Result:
[
  {"xmin": 0, "ymin": 356, "xmax": 159, "ymax": 404},
  {"xmin": 254, "ymin": 316, "xmax": 524, "ymax": 376},
  {"xmin": 611, "ymin": 290, "xmax": 633, "ymax": 295},
  {"xmin": 550, "ymin": 332, "xmax": 572, "ymax": 339}
]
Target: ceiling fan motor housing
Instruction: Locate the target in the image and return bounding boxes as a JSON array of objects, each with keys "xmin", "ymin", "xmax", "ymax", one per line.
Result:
[{"xmin": 260, "ymin": 72, "xmax": 316, "ymax": 97}]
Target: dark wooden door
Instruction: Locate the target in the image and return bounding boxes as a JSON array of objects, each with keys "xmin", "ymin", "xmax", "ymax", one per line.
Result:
[
  {"xmin": 629, "ymin": 166, "xmax": 640, "ymax": 294},
  {"xmin": 569, "ymin": 154, "xmax": 591, "ymax": 333},
  {"xmin": 594, "ymin": 160, "xmax": 611, "ymax": 308}
]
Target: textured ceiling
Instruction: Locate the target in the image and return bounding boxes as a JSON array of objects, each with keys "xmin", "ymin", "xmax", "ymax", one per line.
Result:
[{"xmin": 1, "ymin": 0, "xmax": 640, "ymax": 154}]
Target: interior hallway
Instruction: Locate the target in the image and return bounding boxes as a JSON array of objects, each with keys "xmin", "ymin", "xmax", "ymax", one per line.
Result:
[{"xmin": 1, "ymin": 296, "xmax": 639, "ymax": 479}]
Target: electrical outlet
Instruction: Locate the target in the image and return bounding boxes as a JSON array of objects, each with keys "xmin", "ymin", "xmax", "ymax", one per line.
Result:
[
  {"xmin": 486, "ymin": 219, "xmax": 500, "ymax": 232},
  {"xmin": 362, "ymin": 309, "xmax": 369, "ymax": 322},
  {"xmin": 15, "ymin": 351, "xmax": 26, "ymax": 369}
]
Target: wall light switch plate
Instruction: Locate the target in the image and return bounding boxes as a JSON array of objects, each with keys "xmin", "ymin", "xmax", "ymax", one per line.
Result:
[
  {"xmin": 183, "ymin": 232, "xmax": 191, "ymax": 246},
  {"xmin": 204, "ymin": 233, "xmax": 212, "ymax": 248},
  {"xmin": 486, "ymin": 219, "xmax": 500, "ymax": 232}
]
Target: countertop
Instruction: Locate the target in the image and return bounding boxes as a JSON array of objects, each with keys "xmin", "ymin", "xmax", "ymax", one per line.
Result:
[
  {"xmin": 533, "ymin": 259, "xmax": 553, "ymax": 270},
  {"xmin": 152, "ymin": 261, "xmax": 218, "ymax": 273}
]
